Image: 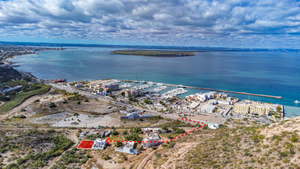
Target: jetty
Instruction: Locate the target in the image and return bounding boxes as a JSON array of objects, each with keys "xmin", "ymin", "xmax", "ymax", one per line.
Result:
[{"xmin": 120, "ymin": 80, "xmax": 283, "ymax": 99}]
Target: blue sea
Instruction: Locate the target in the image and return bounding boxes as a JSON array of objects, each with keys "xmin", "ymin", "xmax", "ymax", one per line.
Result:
[{"xmin": 12, "ymin": 47, "xmax": 300, "ymax": 117}]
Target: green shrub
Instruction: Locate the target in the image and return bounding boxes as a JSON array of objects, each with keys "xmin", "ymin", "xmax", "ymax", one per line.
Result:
[
  {"xmin": 290, "ymin": 136, "xmax": 298, "ymax": 143},
  {"xmin": 115, "ymin": 142, "xmax": 122, "ymax": 147},
  {"xmin": 167, "ymin": 142, "xmax": 175, "ymax": 149},
  {"xmin": 104, "ymin": 155, "xmax": 109, "ymax": 160},
  {"xmin": 283, "ymin": 158, "xmax": 289, "ymax": 163}
]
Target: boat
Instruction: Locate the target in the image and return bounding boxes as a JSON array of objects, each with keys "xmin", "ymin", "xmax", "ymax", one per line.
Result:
[{"xmin": 295, "ymin": 100, "xmax": 300, "ymax": 104}]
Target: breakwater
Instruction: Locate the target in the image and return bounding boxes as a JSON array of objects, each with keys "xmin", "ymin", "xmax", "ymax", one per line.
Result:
[{"xmin": 121, "ymin": 80, "xmax": 283, "ymax": 99}]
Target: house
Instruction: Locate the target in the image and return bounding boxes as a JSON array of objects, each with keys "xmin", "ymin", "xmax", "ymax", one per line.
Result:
[
  {"xmin": 92, "ymin": 138, "xmax": 107, "ymax": 150},
  {"xmin": 80, "ymin": 130, "xmax": 88, "ymax": 137},
  {"xmin": 142, "ymin": 128, "xmax": 161, "ymax": 135},
  {"xmin": 142, "ymin": 133, "xmax": 161, "ymax": 148},
  {"xmin": 208, "ymin": 122, "xmax": 219, "ymax": 129},
  {"xmin": 115, "ymin": 142, "xmax": 138, "ymax": 154},
  {"xmin": 75, "ymin": 83, "xmax": 83, "ymax": 88}
]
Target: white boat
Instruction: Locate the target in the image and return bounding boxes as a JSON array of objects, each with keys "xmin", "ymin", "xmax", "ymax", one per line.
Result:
[{"xmin": 295, "ymin": 100, "xmax": 300, "ymax": 104}]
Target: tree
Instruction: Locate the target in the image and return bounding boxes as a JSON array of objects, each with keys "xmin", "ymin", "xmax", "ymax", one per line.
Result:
[
  {"xmin": 84, "ymin": 98, "xmax": 89, "ymax": 102},
  {"xmin": 104, "ymin": 155, "xmax": 109, "ymax": 160},
  {"xmin": 159, "ymin": 101, "xmax": 164, "ymax": 105},
  {"xmin": 131, "ymin": 127, "xmax": 143, "ymax": 134},
  {"xmin": 77, "ymin": 101, "xmax": 81, "ymax": 105},
  {"xmin": 122, "ymin": 130, "xmax": 128, "ymax": 135},
  {"xmin": 124, "ymin": 134, "xmax": 143, "ymax": 142},
  {"xmin": 49, "ymin": 102, "xmax": 56, "ymax": 108},
  {"xmin": 162, "ymin": 126, "xmax": 168, "ymax": 130},
  {"xmin": 144, "ymin": 99, "xmax": 152, "ymax": 104},
  {"xmin": 276, "ymin": 106, "xmax": 282, "ymax": 112},
  {"xmin": 121, "ymin": 92, "xmax": 125, "ymax": 96},
  {"xmin": 112, "ymin": 130, "xmax": 118, "ymax": 135}
]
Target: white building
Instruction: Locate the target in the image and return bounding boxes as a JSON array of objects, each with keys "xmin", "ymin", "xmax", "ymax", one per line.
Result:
[
  {"xmin": 80, "ymin": 130, "xmax": 88, "ymax": 137},
  {"xmin": 208, "ymin": 122, "xmax": 219, "ymax": 129},
  {"xmin": 115, "ymin": 142, "xmax": 138, "ymax": 154},
  {"xmin": 92, "ymin": 138, "xmax": 106, "ymax": 150},
  {"xmin": 75, "ymin": 83, "xmax": 83, "ymax": 88},
  {"xmin": 126, "ymin": 112, "xmax": 138, "ymax": 119},
  {"xmin": 142, "ymin": 133, "xmax": 160, "ymax": 148},
  {"xmin": 201, "ymin": 104, "xmax": 217, "ymax": 113}
]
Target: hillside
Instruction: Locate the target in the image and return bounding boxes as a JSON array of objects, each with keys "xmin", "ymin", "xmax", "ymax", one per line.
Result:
[{"xmin": 141, "ymin": 122, "xmax": 300, "ymax": 169}]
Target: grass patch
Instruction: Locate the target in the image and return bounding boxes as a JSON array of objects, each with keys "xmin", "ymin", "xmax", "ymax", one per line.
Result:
[{"xmin": 0, "ymin": 84, "xmax": 51, "ymax": 113}]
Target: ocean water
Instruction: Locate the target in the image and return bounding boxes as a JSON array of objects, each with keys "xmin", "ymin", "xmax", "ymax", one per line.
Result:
[{"xmin": 12, "ymin": 47, "xmax": 300, "ymax": 117}]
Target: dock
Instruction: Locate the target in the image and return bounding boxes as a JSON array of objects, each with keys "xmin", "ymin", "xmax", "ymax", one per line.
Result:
[{"xmin": 120, "ymin": 80, "xmax": 283, "ymax": 99}]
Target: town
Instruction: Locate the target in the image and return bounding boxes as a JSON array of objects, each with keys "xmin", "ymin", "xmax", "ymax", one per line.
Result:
[{"xmin": 0, "ymin": 66, "xmax": 290, "ymax": 169}]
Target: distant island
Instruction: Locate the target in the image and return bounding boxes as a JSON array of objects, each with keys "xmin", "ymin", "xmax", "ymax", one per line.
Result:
[{"xmin": 110, "ymin": 50, "xmax": 197, "ymax": 57}]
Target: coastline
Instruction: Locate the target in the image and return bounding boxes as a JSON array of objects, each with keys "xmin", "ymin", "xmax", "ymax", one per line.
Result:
[{"xmin": 110, "ymin": 50, "xmax": 201, "ymax": 57}]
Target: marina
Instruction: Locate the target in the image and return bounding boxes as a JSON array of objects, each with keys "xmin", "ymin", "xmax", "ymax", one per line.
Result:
[{"xmin": 121, "ymin": 80, "xmax": 283, "ymax": 99}]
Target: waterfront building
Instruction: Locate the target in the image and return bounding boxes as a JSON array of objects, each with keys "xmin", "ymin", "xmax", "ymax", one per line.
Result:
[
  {"xmin": 249, "ymin": 105, "xmax": 269, "ymax": 115},
  {"xmin": 234, "ymin": 100, "xmax": 277, "ymax": 115},
  {"xmin": 102, "ymin": 82, "xmax": 119, "ymax": 90},
  {"xmin": 234, "ymin": 103, "xmax": 249, "ymax": 114},
  {"xmin": 125, "ymin": 89, "xmax": 141, "ymax": 97}
]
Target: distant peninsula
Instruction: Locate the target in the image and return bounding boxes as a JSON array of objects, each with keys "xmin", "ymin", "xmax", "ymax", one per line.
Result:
[{"xmin": 110, "ymin": 50, "xmax": 197, "ymax": 57}]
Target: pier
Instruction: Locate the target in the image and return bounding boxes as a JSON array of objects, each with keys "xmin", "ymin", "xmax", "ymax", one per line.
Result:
[{"xmin": 120, "ymin": 80, "xmax": 283, "ymax": 99}]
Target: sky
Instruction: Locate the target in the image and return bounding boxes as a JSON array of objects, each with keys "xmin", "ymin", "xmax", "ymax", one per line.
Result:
[{"xmin": 0, "ymin": 0, "xmax": 300, "ymax": 49}]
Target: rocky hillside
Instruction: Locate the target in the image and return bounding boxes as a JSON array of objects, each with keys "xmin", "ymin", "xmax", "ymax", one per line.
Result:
[{"xmin": 142, "ymin": 122, "xmax": 300, "ymax": 169}]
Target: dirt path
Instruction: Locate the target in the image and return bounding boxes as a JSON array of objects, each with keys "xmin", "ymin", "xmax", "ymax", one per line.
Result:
[
  {"xmin": 0, "ymin": 89, "xmax": 53, "ymax": 120},
  {"xmin": 137, "ymin": 146, "xmax": 162, "ymax": 169},
  {"xmin": 160, "ymin": 142, "xmax": 198, "ymax": 169}
]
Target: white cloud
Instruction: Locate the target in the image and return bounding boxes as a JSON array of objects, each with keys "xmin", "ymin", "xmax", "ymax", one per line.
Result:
[{"xmin": 0, "ymin": 0, "xmax": 299, "ymax": 48}]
